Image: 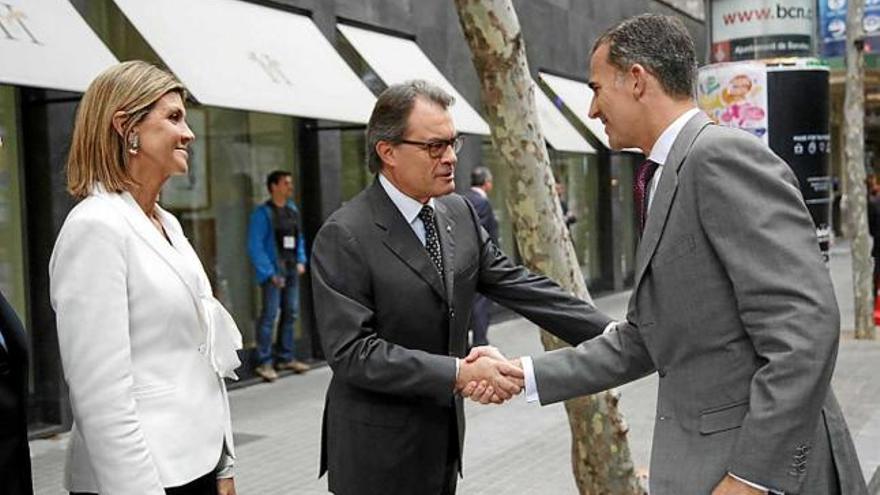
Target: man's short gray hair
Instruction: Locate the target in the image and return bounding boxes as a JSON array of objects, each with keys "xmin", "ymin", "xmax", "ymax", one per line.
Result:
[
  {"xmin": 471, "ymin": 166, "xmax": 492, "ymax": 187},
  {"xmin": 592, "ymin": 14, "xmax": 697, "ymax": 99},
  {"xmin": 366, "ymin": 80, "xmax": 455, "ymax": 174}
]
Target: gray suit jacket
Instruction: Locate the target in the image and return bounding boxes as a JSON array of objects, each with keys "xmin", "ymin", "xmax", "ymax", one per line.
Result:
[
  {"xmin": 533, "ymin": 113, "xmax": 867, "ymax": 494},
  {"xmin": 312, "ymin": 179, "xmax": 613, "ymax": 495}
]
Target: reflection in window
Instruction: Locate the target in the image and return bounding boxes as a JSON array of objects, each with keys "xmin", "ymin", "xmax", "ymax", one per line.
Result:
[
  {"xmin": 341, "ymin": 129, "xmax": 370, "ymax": 202},
  {"xmin": 551, "ymin": 150, "xmax": 601, "ymax": 286},
  {"xmin": 0, "ymin": 85, "xmax": 27, "ymax": 318},
  {"xmin": 161, "ymin": 108, "xmax": 299, "ymax": 348}
]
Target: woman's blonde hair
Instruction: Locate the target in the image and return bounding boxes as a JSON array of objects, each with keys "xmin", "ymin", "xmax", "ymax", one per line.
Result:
[{"xmin": 66, "ymin": 60, "xmax": 186, "ymax": 199}]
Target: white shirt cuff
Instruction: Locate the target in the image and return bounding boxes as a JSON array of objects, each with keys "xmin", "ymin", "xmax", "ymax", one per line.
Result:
[
  {"xmin": 603, "ymin": 321, "xmax": 618, "ymax": 335},
  {"xmin": 521, "ymin": 356, "xmax": 540, "ymax": 403},
  {"xmin": 729, "ymin": 473, "xmax": 775, "ymax": 493}
]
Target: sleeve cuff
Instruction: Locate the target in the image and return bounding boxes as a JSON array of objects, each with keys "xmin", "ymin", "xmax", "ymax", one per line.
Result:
[
  {"xmin": 729, "ymin": 472, "xmax": 776, "ymax": 494},
  {"xmin": 603, "ymin": 321, "xmax": 618, "ymax": 335},
  {"xmin": 521, "ymin": 356, "xmax": 540, "ymax": 403}
]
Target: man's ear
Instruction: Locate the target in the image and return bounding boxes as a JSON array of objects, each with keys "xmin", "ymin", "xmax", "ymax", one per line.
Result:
[
  {"xmin": 376, "ymin": 140, "xmax": 396, "ymax": 170},
  {"xmin": 630, "ymin": 64, "xmax": 649, "ymax": 100},
  {"xmin": 111, "ymin": 111, "xmax": 130, "ymax": 139}
]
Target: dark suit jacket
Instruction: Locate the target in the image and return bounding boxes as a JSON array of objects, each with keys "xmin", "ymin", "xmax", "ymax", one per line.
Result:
[
  {"xmin": 534, "ymin": 113, "xmax": 867, "ymax": 494},
  {"xmin": 312, "ymin": 179, "xmax": 612, "ymax": 495},
  {"xmin": 462, "ymin": 188, "xmax": 498, "ymax": 244},
  {"xmin": 0, "ymin": 291, "xmax": 33, "ymax": 495}
]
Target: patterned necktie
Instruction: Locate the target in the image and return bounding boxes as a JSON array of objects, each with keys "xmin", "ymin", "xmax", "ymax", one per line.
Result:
[
  {"xmin": 418, "ymin": 205, "xmax": 444, "ymax": 276},
  {"xmin": 634, "ymin": 159, "xmax": 660, "ymax": 235}
]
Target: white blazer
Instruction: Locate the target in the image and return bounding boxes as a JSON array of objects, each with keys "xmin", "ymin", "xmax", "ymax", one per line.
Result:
[{"xmin": 50, "ymin": 186, "xmax": 241, "ymax": 494}]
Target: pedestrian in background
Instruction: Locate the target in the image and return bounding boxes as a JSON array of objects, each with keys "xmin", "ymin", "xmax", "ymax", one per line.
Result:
[
  {"xmin": 463, "ymin": 166, "xmax": 498, "ymax": 347},
  {"xmin": 0, "ymin": 290, "xmax": 33, "ymax": 495},
  {"xmin": 247, "ymin": 170, "xmax": 310, "ymax": 382},
  {"xmin": 51, "ymin": 60, "xmax": 240, "ymax": 495}
]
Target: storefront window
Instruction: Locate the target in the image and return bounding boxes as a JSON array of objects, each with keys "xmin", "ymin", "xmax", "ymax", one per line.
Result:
[
  {"xmin": 551, "ymin": 150, "xmax": 602, "ymax": 285},
  {"xmin": 163, "ymin": 108, "xmax": 299, "ymax": 348},
  {"xmin": 340, "ymin": 129, "xmax": 370, "ymax": 202},
  {"xmin": 0, "ymin": 85, "xmax": 27, "ymax": 319},
  {"xmin": 615, "ymin": 156, "xmax": 637, "ymax": 283}
]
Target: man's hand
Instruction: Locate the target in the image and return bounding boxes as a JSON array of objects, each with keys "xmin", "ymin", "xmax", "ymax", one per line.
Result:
[
  {"xmin": 217, "ymin": 477, "xmax": 236, "ymax": 495},
  {"xmin": 461, "ymin": 346, "xmax": 524, "ymax": 404},
  {"xmin": 464, "ymin": 345, "xmax": 507, "ymax": 363},
  {"xmin": 711, "ymin": 474, "xmax": 768, "ymax": 495},
  {"xmin": 297, "ymin": 263, "xmax": 306, "ymax": 276},
  {"xmin": 271, "ymin": 275, "xmax": 285, "ymax": 288},
  {"xmin": 456, "ymin": 354, "xmax": 523, "ymax": 404}
]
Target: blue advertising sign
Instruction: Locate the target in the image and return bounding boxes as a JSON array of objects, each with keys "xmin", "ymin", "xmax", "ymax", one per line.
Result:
[{"xmin": 820, "ymin": 0, "xmax": 880, "ymax": 57}]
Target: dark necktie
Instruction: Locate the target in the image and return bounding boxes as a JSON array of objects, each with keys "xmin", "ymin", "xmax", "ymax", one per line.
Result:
[
  {"xmin": 635, "ymin": 159, "xmax": 660, "ymax": 234},
  {"xmin": 418, "ymin": 205, "xmax": 444, "ymax": 276}
]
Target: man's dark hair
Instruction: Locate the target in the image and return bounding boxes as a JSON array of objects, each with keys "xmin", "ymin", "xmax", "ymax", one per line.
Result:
[
  {"xmin": 471, "ymin": 166, "xmax": 493, "ymax": 187},
  {"xmin": 266, "ymin": 170, "xmax": 292, "ymax": 192},
  {"xmin": 592, "ymin": 14, "xmax": 697, "ymax": 99},
  {"xmin": 366, "ymin": 80, "xmax": 455, "ymax": 174}
]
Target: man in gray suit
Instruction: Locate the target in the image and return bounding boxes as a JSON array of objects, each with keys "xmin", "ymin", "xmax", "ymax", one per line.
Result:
[
  {"xmin": 499, "ymin": 14, "xmax": 866, "ymax": 495},
  {"xmin": 311, "ymin": 80, "xmax": 615, "ymax": 494}
]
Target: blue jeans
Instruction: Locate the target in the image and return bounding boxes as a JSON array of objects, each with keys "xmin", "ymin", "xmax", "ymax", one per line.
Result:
[{"xmin": 256, "ymin": 266, "xmax": 299, "ymax": 365}]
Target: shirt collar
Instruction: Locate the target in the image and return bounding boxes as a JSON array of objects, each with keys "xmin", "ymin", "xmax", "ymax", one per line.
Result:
[
  {"xmin": 378, "ymin": 173, "xmax": 436, "ymax": 225},
  {"xmin": 647, "ymin": 107, "xmax": 701, "ymax": 166}
]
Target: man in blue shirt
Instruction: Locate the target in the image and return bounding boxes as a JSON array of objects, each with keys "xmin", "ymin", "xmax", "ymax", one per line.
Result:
[{"xmin": 247, "ymin": 170, "xmax": 309, "ymax": 381}]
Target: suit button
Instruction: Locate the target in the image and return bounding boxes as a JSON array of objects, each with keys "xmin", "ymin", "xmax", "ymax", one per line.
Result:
[
  {"xmin": 449, "ymin": 309, "xmax": 455, "ymax": 318},
  {"xmin": 198, "ymin": 344, "xmax": 207, "ymax": 354},
  {"xmin": 658, "ymin": 415, "xmax": 666, "ymax": 421},
  {"xmin": 657, "ymin": 368, "xmax": 667, "ymax": 377}
]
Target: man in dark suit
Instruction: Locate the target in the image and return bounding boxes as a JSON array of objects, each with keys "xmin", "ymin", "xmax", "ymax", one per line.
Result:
[
  {"xmin": 0, "ymin": 290, "xmax": 34, "ymax": 495},
  {"xmin": 462, "ymin": 166, "xmax": 498, "ymax": 347},
  {"xmin": 311, "ymin": 80, "xmax": 615, "ymax": 495},
  {"xmin": 512, "ymin": 14, "xmax": 867, "ymax": 495}
]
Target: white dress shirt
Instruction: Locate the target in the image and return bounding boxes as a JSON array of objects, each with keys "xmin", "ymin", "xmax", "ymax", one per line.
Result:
[{"xmin": 379, "ymin": 173, "xmax": 436, "ymax": 246}]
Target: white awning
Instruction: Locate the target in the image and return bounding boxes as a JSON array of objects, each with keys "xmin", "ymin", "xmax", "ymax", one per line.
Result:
[
  {"xmin": 534, "ymin": 83, "xmax": 594, "ymax": 154},
  {"xmin": 112, "ymin": 0, "xmax": 376, "ymax": 124},
  {"xmin": 337, "ymin": 24, "xmax": 490, "ymax": 136},
  {"xmin": 539, "ymin": 72, "xmax": 611, "ymax": 149},
  {"xmin": 0, "ymin": 0, "xmax": 117, "ymax": 92}
]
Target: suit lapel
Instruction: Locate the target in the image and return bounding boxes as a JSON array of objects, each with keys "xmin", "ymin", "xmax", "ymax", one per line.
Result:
[
  {"xmin": 633, "ymin": 113, "xmax": 712, "ymax": 291},
  {"xmin": 434, "ymin": 200, "xmax": 456, "ymax": 304},
  {"xmin": 369, "ymin": 182, "xmax": 447, "ymax": 301},
  {"xmin": 109, "ymin": 190, "xmax": 205, "ymax": 306}
]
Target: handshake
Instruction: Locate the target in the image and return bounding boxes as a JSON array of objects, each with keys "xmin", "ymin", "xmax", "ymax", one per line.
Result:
[{"xmin": 454, "ymin": 346, "xmax": 524, "ymax": 405}]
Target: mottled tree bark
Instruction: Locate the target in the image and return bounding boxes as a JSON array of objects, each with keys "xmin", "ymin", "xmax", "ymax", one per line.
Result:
[
  {"xmin": 844, "ymin": 0, "xmax": 876, "ymax": 340},
  {"xmin": 454, "ymin": 0, "xmax": 645, "ymax": 492}
]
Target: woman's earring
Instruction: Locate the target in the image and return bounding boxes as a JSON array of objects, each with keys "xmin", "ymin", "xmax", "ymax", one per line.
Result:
[{"xmin": 128, "ymin": 133, "xmax": 140, "ymax": 155}]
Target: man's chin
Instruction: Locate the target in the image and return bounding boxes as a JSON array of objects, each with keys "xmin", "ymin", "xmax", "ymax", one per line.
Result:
[{"xmin": 433, "ymin": 181, "xmax": 456, "ymax": 197}]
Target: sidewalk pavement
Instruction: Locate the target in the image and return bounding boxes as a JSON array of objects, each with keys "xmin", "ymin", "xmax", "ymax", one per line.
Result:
[{"xmin": 29, "ymin": 242, "xmax": 880, "ymax": 494}]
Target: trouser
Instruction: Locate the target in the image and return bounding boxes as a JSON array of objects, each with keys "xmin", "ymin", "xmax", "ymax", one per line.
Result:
[{"xmin": 255, "ymin": 265, "xmax": 300, "ymax": 365}]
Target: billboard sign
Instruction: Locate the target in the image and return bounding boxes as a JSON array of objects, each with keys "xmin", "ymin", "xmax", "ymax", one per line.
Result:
[
  {"xmin": 711, "ymin": 0, "xmax": 815, "ymax": 62},
  {"xmin": 819, "ymin": 0, "xmax": 880, "ymax": 58}
]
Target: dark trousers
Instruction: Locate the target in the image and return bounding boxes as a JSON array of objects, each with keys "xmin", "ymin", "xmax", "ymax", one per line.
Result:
[
  {"xmin": 71, "ymin": 470, "xmax": 217, "ymax": 495},
  {"xmin": 441, "ymin": 410, "xmax": 459, "ymax": 495}
]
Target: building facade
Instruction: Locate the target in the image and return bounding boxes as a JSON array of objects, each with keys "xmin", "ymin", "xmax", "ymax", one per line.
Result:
[{"xmin": 0, "ymin": 0, "xmax": 705, "ymax": 435}]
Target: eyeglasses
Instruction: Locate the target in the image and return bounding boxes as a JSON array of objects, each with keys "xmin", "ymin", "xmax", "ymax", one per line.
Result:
[{"xmin": 397, "ymin": 135, "xmax": 464, "ymax": 159}]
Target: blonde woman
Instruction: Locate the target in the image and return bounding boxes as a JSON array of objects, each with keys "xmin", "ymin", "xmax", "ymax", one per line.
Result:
[{"xmin": 50, "ymin": 61, "xmax": 241, "ymax": 495}]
